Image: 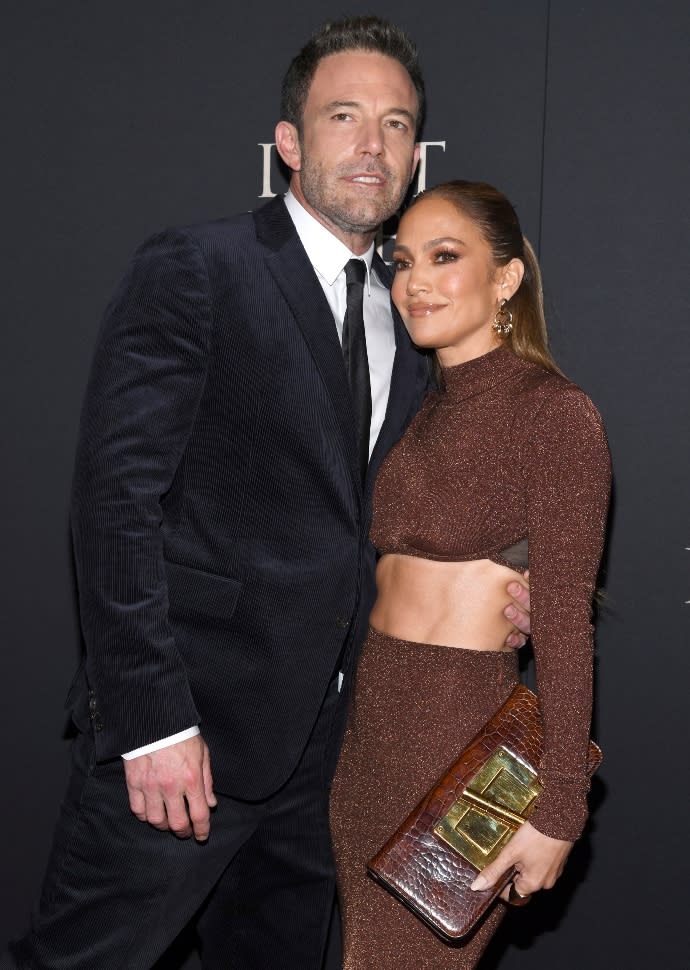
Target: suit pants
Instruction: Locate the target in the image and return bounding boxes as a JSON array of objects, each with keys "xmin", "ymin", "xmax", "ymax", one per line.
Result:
[{"xmin": 7, "ymin": 671, "xmax": 348, "ymax": 970}]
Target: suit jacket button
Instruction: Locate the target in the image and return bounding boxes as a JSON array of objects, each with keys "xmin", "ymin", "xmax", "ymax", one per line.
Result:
[
  {"xmin": 335, "ymin": 615, "xmax": 350, "ymax": 629},
  {"xmin": 89, "ymin": 697, "xmax": 97, "ymax": 713}
]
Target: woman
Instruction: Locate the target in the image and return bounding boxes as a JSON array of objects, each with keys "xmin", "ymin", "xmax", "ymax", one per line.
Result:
[{"xmin": 329, "ymin": 181, "xmax": 611, "ymax": 968}]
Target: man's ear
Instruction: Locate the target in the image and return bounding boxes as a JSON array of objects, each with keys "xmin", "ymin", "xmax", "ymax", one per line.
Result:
[
  {"xmin": 411, "ymin": 142, "xmax": 421, "ymax": 179},
  {"xmin": 275, "ymin": 121, "xmax": 301, "ymax": 172},
  {"xmin": 498, "ymin": 258, "xmax": 525, "ymax": 301}
]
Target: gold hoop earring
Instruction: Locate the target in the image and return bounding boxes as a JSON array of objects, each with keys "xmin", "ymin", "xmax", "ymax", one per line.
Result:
[{"xmin": 492, "ymin": 298, "xmax": 513, "ymax": 336}]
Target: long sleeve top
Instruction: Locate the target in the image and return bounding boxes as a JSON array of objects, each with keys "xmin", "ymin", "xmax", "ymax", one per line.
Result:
[{"xmin": 369, "ymin": 345, "xmax": 611, "ymax": 840}]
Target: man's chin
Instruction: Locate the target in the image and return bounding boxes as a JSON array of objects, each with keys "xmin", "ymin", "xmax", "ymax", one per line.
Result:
[{"xmin": 332, "ymin": 198, "xmax": 399, "ymax": 234}]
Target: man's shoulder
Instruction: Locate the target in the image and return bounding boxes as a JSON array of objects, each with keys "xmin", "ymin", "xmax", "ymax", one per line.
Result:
[
  {"xmin": 157, "ymin": 196, "xmax": 289, "ymax": 254},
  {"xmin": 174, "ymin": 210, "xmax": 257, "ymax": 249}
]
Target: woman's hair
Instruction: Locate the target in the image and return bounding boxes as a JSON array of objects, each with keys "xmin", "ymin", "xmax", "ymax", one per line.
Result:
[
  {"xmin": 406, "ymin": 180, "xmax": 562, "ymax": 375},
  {"xmin": 281, "ymin": 16, "xmax": 425, "ymax": 137}
]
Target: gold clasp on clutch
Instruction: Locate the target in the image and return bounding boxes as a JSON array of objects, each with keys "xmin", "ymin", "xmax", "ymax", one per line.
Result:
[{"xmin": 433, "ymin": 746, "xmax": 543, "ymax": 870}]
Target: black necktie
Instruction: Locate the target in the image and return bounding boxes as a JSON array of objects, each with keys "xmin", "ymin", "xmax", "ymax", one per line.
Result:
[{"xmin": 342, "ymin": 259, "xmax": 372, "ymax": 481}]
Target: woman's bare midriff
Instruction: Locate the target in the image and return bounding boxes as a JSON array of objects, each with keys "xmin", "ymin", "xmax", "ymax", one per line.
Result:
[{"xmin": 369, "ymin": 554, "xmax": 528, "ymax": 651}]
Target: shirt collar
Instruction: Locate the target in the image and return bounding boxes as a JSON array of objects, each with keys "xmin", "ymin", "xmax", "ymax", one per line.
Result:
[{"xmin": 284, "ymin": 190, "xmax": 375, "ymax": 290}]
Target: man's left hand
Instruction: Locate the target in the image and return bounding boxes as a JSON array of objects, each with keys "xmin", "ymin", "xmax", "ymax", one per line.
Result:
[{"xmin": 503, "ymin": 571, "xmax": 531, "ymax": 649}]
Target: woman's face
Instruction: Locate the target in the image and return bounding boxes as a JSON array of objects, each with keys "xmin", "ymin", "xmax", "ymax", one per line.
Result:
[{"xmin": 391, "ymin": 197, "xmax": 504, "ymax": 367}]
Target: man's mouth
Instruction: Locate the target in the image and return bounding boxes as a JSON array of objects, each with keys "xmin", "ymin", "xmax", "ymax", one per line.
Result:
[{"xmin": 347, "ymin": 174, "xmax": 385, "ymax": 185}]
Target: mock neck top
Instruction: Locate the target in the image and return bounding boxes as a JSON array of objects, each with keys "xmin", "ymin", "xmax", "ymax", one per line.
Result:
[
  {"xmin": 370, "ymin": 345, "xmax": 611, "ymax": 839},
  {"xmin": 439, "ymin": 344, "xmax": 527, "ymax": 401}
]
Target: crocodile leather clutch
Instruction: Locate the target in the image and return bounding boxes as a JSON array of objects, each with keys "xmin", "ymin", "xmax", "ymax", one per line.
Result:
[{"xmin": 367, "ymin": 684, "xmax": 602, "ymax": 942}]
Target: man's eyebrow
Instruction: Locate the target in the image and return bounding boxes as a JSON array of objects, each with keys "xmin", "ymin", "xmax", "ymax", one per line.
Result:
[
  {"xmin": 324, "ymin": 100, "xmax": 359, "ymax": 111},
  {"xmin": 323, "ymin": 100, "xmax": 417, "ymax": 125}
]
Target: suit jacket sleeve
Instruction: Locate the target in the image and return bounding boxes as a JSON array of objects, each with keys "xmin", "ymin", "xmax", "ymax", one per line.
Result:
[{"xmin": 71, "ymin": 228, "xmax": 212, "ymax": 759}]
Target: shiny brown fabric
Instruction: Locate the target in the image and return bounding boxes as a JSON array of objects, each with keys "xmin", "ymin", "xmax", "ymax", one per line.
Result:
[
  {"xmin": 330, "ymin": 627, "xmax": 520, "ymax": 969},
  {"xmin": 368, "ymin": 685, "xmax": 603, "ymax": 941},
  {"xmin": 369, "ymin": 346, "xmax": 611, "ymax": 838}
]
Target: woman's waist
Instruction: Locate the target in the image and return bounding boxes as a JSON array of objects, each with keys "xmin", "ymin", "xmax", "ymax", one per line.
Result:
[{"xmin": 370, "ymin": 554, "xmax": 526, "ymax": 652}]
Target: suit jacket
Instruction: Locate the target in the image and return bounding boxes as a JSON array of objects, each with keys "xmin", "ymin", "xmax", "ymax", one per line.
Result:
[{"xmin": 68, "ymin": 195, "xmax": 427, "ymax": 799}]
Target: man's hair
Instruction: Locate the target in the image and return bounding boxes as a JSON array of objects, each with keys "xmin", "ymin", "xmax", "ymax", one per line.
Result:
[{"xmin": 281, "ymin": 16, "xmax": 425, "ymax": 136}]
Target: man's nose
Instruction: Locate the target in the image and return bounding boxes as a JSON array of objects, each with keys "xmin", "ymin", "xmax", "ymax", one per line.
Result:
[{"xmin": 356, "ymin": 119, "xmax": 384, "ymax": 157}]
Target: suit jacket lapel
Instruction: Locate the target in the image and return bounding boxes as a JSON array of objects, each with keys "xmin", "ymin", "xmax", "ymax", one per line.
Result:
[{"xmin": 254, "ymin": 197, "xmax": 361, "ymax": 487}]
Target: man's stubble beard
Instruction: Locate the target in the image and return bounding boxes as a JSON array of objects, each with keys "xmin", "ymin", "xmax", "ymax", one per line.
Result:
[{"xmin": 299, "ymin": 156, "xmax": 413, "ymax": 237}]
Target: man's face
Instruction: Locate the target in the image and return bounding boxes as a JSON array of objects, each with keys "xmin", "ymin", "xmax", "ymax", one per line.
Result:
[{"xmin": 278, "ymin": 51, "xmax": 420, "ymax": 247}]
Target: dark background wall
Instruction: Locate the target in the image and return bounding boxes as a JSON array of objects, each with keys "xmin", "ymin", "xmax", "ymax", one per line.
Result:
[{"xmin": 2, "ymin": 2, "xmax": 688, "ymax": 967}]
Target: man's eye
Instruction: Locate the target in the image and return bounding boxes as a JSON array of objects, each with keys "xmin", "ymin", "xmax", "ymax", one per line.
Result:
[{"xmin": 387, "ymin": 119, "xmax": 407, "ymax": 130}]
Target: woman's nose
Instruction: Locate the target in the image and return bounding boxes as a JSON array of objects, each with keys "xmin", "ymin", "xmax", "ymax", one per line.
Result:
[{"xmin": 406, "ymin": 268, "xmax": 429, "ymax": 294}]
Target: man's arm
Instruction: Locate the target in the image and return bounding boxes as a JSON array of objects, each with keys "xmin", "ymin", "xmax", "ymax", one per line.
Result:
[{"xmin": 71, "ymin": 229, "xmax": 217, "ymax": 834}]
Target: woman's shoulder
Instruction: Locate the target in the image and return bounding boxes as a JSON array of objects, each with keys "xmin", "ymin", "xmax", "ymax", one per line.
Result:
[
  {"xmin": 507, "ymin": 358, "xmax": 609, "ymax": 467},
  {"xmin": 512, "ymin": 358, "xmax": 604, "ymax": 425}
]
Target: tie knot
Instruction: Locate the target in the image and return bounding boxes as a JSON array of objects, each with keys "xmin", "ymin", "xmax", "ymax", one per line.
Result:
[{"xmin": 345, "ymin": 258, "xmax": 366, "ymax": 287}]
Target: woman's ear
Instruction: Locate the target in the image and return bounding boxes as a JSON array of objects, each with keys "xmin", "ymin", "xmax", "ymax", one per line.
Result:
[
  {"xmin": 498, "ymin": 258, "xmax": 525, "ymax": 301},
  {"xmin": 275, "ymin": 121, "xmax": 301, "ymax": 172}
]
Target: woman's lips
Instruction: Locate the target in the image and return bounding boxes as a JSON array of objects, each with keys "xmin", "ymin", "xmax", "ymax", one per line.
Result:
[{"xmin": 406, "ymin": 302, "xmax": 444, "ymax": 316}]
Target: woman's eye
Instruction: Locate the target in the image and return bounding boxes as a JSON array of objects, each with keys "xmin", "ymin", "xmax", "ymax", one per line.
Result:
[
  {"xmin": 392, "ymin": 258, "xmax": 411, "ymax": 272},
  {"xmin": 435, "ymin": 250, "xmax": 459, "ymax": 263}
]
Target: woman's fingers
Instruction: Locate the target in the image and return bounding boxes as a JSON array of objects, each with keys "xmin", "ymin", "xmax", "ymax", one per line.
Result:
[{"xmin": 470, "ymin": 821, "xmax": 573, "ymax": 897}]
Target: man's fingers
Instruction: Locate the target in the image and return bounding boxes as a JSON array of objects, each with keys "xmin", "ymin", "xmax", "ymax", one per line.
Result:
[
  {"xmin": 126, "ymin": 785, "xmax": 147, "ymax": 821},
  {"xmin": 504, "ymin": 630, "xmax": 527, "ymax": 650},
  {"xmin": 202, "ymin": 744, "xmax": 217, "ymax": 808},
  {"xmin": 186, "ymin": 789, "xmax": 212, "ymax": 842},
  {"xmin": 144, "ymin": 793, "xmax": 170, "ymax": 831},
  {"xmin": 508, "ymin": 573, "xmax": 531, "ymax": 611},
  {"xmin": 504, "ymin": 601, "xmax": 531, "ymax": 636},
  {"xmin": 162, "ymin": 793, "xmax": 194, "ymax": 838},
  {"xmin": 503, "ymin": 572, "xmax": 531, "ymax": 638}
]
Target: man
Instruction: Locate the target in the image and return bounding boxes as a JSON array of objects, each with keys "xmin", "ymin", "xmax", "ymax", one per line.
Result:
[{"xmin": 7, "ymin": 16, "xmax": 530, "ymax": 970}]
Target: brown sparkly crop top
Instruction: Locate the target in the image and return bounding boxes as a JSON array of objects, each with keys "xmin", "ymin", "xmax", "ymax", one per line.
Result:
[{"xmin": 370, "ymin": 346, "xmax": 611, "ymax": 840}]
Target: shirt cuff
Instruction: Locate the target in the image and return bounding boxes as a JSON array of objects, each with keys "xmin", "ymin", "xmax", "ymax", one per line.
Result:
[{"xmin": 121, "ymin": 726, "xmax": 200, "ymax": 760}]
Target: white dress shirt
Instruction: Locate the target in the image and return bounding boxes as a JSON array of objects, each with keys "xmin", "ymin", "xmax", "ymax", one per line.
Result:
[
  {"xmin": 283, "ymin": 190, "xmax": 395, "ymax": 457},
  {"xmin": 122, "ymin": 191, "xmax": 396, "ymax": 759}
]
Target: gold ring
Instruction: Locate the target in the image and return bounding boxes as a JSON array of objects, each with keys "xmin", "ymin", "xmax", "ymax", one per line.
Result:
[{"xmin": 508, "ymin": 882, "xmax": 532, "ymax": 906}]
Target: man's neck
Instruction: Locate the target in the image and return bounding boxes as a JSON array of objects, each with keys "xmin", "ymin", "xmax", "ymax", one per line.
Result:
[{"xmin": 288, "ymin": 181, "xmax": 377, "ymax": 256}]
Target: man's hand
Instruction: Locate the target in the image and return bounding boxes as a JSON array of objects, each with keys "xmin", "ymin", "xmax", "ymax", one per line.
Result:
[
  {"xmin": 503, "ymin": 571, "xmax": 531, "ymax": 649},
  {"xmin": 124, "ymin": 735, "xmax": 217, "ymax": 841}
]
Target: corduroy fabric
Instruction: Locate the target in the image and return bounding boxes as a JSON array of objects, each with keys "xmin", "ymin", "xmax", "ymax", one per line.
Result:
[
  {"xmin": 10, "ymin": 671, "xmax": 349, "ymax": 970},
  {"xmin": 66, "ymin": 195, "xmax": 428, "ymax": 799}
]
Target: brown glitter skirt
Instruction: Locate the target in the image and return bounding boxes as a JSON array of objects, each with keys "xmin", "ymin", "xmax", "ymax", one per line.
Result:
[{"xmin": 329, "ymin": 626, "xmax": 520, "ymax": 970}]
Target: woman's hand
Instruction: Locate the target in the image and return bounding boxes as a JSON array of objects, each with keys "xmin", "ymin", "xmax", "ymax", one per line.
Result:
[{"xmin": 469, "ymin": 821, "xmax": 573, "ymax": 902}]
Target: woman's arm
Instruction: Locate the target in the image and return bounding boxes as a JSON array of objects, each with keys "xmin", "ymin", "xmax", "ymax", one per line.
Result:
[
  {"xmin": 472, "ymin": 381, "xmax": 611, "ymax": 897},
  {"xmin": 525, "ymin": 384, "xmax": 611, "ymax": 840}
]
